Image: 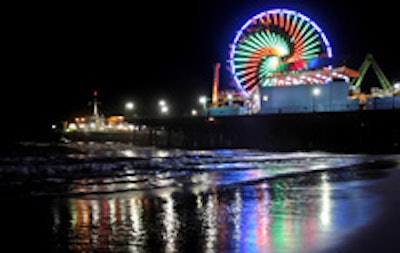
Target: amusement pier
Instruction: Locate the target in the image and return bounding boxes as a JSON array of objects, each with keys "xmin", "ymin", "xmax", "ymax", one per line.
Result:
[{"xmin": 59, "ymin": 9, "xmax": 400, "ymax": 154}]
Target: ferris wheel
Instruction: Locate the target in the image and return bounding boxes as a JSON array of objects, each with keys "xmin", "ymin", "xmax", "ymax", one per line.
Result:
[{"xmin": 229, "ymin": 8, "xmax": 333, "ymax": 96}]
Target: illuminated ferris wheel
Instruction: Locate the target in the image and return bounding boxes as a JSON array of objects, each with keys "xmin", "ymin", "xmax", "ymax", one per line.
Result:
[{"xmin": 229, "ymin": 8, "xmax": 333, "ymax": 96}]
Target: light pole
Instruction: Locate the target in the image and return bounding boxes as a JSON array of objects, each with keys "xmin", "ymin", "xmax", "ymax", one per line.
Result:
[
  {"xmin": 199, "ymin": 95, "xmax": 208, "ymax": 116},
  {"xmin": 159, "ymin": 99, "xmax": 169, "ymax": 116},
  {"xmin": 312, "ymin": 87, "xmax": 320, "ymax": 113},
  {"xmin": 227, "ymin": 93, "xmax": 233, "ymax": 107},
  {"xmin": 125, "ymin": 101, "xmax": 134, "ymax": 120},
  {"xmin": 393, "ymin": 82, "xmax": 399, "ymax": 109}
]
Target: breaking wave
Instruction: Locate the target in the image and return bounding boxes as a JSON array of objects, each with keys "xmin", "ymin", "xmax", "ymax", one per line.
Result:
[{"xmin": 1, "ymin": 142, "xmax": 398, "ymax": 197}]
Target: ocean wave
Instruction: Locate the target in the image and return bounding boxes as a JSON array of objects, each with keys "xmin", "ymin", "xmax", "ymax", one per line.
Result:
[{"xmin": 1, "ymin": 142, "xmax": 399, "ymax": 197}]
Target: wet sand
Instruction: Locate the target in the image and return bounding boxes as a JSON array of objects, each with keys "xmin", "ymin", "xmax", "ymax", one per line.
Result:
[{"xmin": 328, "ymin": 167, "xmax": 400, "ymax": 253}]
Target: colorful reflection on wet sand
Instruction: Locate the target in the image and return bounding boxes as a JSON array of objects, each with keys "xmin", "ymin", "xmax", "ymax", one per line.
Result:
[
  {"xmin": 52, "ymin": 171, "xmax": 381, "ymax": 252},
  {"xmin": 1, "ymin": 145, "xmax": 399, "ymax": 252}
]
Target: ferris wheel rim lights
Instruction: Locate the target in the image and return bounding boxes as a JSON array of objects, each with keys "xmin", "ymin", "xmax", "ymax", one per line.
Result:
[{"xmin": 229, "ymin": 8, "xmax": 333, "ymax": 97}]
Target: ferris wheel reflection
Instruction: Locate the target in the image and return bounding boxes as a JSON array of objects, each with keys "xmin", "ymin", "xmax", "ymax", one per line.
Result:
[{"xmin": 51, "ymin": 170, "xmax": 375, "ymax": 252}]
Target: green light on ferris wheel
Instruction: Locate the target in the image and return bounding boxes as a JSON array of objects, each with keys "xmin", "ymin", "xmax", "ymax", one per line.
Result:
[{"xmin": 229, "ymin": 8, "xmax": 333, "ymax": 96}]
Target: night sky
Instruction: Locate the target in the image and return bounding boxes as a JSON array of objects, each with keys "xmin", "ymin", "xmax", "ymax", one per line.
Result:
[{"xmin": 3, "ymin": 1, "xmax": 399, "ymax": 141}]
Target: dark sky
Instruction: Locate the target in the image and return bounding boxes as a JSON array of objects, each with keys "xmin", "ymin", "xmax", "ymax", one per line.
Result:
[{"xmin": 3, "ymin": 1, "xmax": 399, "ymax": 139}]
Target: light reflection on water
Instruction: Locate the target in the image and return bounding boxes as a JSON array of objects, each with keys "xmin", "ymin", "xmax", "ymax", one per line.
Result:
[
  {"xmin": 50, "ymin": 170, "xmax": 382, "ymax": 253},
  {"xmin": 2, "ymin": 144, "xmax": 399, "ymax": 252}
]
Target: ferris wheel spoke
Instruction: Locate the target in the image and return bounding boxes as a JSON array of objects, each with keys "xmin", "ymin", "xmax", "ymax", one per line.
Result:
[{"xmin": 230, "ymin": 8, "xmax": 333, "ymax": 95}]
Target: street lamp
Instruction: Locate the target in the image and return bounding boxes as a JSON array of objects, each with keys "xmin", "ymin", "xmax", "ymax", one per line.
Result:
[
  {"xmin": 199, "ymin": 95, "xmax": 208, "ymax": 116},
  {"xmin": 393, "ymin": 82, "xmax": 400, "ymax": 109},
  {"xmin": 312, "ymin": 87, "xmax": 320, "ymax": 112},
  {"xmin": 159, "ymin": 99, "xmax": 166, "ymax": 107},
  {"xmin": 158, "ymin": 99, "xmax": 168, "ymax": 115},
  {"xmin": 125, "ymin": 101, "xmax": 134, "ymax": 120},
  {"xmin": 125, "ymin": 101, "xmax": 134, "ymax": 110},
  {"xmin": 227, "ymin": 93, "xmax": 233, "ymax": 107},
  {"xmin": 160, "ymin": 105, "xmax": 169, "ymax": 114},
  {"xmin": 199, "ymin": 96, "xmax": 207, "ymax": 109}
]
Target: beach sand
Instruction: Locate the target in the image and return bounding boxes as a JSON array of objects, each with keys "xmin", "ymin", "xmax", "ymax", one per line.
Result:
[{"xmin": 327, "ymin": 167, "xmax": 400, "ymax": 252}]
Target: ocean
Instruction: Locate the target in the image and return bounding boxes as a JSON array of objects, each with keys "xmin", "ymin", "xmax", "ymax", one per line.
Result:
[{"xmin": 1, "ymin": 141, "xmax": 399, "ymax": 252}]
